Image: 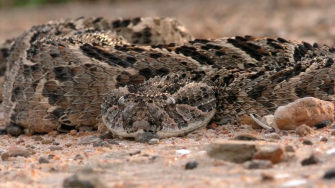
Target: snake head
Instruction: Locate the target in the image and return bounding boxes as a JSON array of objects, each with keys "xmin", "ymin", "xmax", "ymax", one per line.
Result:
[{"xmin": 101, "ymin": 82, "xmax": 217, "ymax": 138}]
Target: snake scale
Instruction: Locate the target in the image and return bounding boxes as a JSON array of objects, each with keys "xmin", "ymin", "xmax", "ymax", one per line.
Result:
[{"xmin": 2, "ymin": 17, "xmax": 335, "ymax": 138}]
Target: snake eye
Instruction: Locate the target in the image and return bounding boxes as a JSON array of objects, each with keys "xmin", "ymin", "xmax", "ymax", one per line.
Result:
[
  {"xmin": 118, "ymin": 96, "xmax": 125, "ymax": 105},
  {"xmin": 166, "ymin": 97, "xmax": 175, "ymax": 105}
]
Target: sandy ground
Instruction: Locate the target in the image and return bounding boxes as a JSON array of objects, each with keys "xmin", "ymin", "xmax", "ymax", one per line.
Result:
[{"xmin": 2, "ymin": 0, "xmax": 335, "ymax": 187}]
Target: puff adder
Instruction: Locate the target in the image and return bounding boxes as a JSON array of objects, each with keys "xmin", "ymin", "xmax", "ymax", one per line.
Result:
[{"xmin": 2, "ymin": 17, "xmax": 335, "ymax": 138}]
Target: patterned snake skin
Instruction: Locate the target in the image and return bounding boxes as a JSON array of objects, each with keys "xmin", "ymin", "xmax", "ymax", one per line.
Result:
[{"xmin": 2, "ymin": 17, "xmax": 335, "ymax": 138}]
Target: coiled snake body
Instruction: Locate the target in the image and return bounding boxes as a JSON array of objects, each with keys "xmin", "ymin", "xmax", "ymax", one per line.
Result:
[{"xmin": 2, "ymin": 17, "xmax": 335, "ymax": 138}]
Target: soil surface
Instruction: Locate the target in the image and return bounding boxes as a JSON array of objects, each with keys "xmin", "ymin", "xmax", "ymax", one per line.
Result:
[{"xmin": 1, "ymin": 0, "xmax": 335, "ymax": 187}]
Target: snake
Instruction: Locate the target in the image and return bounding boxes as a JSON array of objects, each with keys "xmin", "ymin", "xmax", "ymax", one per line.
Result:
[{"xmin": 2, "ymin": 17, "xmax": 335, "ymax": 138}]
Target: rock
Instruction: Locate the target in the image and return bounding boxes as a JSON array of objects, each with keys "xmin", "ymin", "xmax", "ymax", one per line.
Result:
[
  {"xmin": 41, "ymin": 139, "xmax": 53, "ymax": 144},
  {"xmin": 302, "ymin": 139, "xmax": 313, "ymax": 145},
  {"xmin": 274, "ymin": 97, "xmax": 334, "ymax": 130},
  {"xmin": 69, "ymin": 130, "xmax": 77, "ymax": 136},
  {"xmin": 38, "ymin": 157, "xmax": 50, "ymax": 164},
  {"xmin": 78, "ymin": 136, "xmax": 100, "ymax": 145},
  {"xmin": 106, "ymin": 140, "xmax": 119, "ymax": 145},
  {"xmin": 99, "ymin": 132, "xmax": 114, "ymax": 140},
  {"xmin": 93, "ymin": 140, "xmax": 110, "ymax": 147},
  {"xmin": 206, "ymin": 140, "xmax": 258, "ymax": 163},
  {"xmin": 129, "ymin": 150, "xmax": 141, "ymax": 156},
  {"xmin": 74, "ymin": 154, "xmax": 84, "ymax": 160},
  {"xmin": 207, "ymin": 122, "xmax": 218, "ymax": 130},
  {"xmin": 32, "ymin": 135, "xmax": 44, "ymax": 141},
  {"xmin": 264, "ymin": 133, "xmax": 281, "ymax": 140},
  {"xmin": 301, "ymin": 154, "xmax": 320, "ymax": 166},
  {"xmin": 284, "ymin": 145, "xmax": 296, "ymax": 152},
  {"xmin": 295, "ymin": 125, "xmax": 314, "ymax": 137},
  {"xmin": 331, "ymin": 130, "xmax": 335, "ymax": 136},
  {"xmin": 261, "ymin": 115, "xmax": 275, "ymax": 127},
  {"xmin": 63, "ymin": 167, "xmax": 107, "ymax": 188},
  {"xmin": 48, "ymin": 154, "xmax": 55, "ymax": 159},
  {"xmin": 79, "ymin": 126, "xmax": 93, "ymax": 132},
  {"xmin": 65, "ymin": 143, "xmax": 72, "ymax": 147},
  {"xmin": 231, "ymin": 133, "xmax": 260, "ymax": 141},
  {"xmin": 244, "ymin": 159, "xmax": 273, "ymax": 169},
  {"xmin": 48, "ymin": 131, "xmax": 59, "ymax": 136},
  {"xmin": 252, "ymin": 145, "xmax": 285, "ymax": 164},
  {"xmin": 1, "ymin": 152, "xmax": 9, "ymax": 160},
  {"xmin": 281, "ymin": 131, "xmax": 289, "ymax": 136},
  {"xmin": 1, "ymin": 146, "xmax": 35, "ymax": 160},
  {"xmin": 320, "ymin": 137, "xmax": 328, "ymax": 142},
  {"xmin": 135, "ymin": 132, "xmax": 158, "ymax": 143},
  {"xmin": 314, "ymin": 120, "xmax": 332, "ymax": 129},
  {"xmin": 185, "ymin": 161, "xmax": 198, "ymax": 170},
  {"xmin": 48, "ymin": 146, "xmax": 62, "ymax": 151},
  {"xmin": 324, "ymin": 167, "xmax": 335, "ymax": 179},
  {"xmin": 261, "ymin": 172, "xmax": 275, "ymax": 181},
  {"xmin": 148, "ymin": 138, "xmax": 160, "ymax": 145},
  {"xmin": 53, "ymin": 141, "xmax": 60, "ymax": 145}
]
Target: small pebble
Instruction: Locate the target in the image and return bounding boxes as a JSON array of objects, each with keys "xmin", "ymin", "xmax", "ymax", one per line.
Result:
[
  {"xmin": 295, "ymin": 125, "xmax": 314, "ymax": 137},
  {"xmin": 106, "ymin": 140, "xmax": 119, "ymax": 145},
  {"xmin": 331, "ymin": 130, "xmax": 335, "ymax": 136},
  {"xmin": 1, "ymin": 147, "xmax": 35, "ymax": 160},
  {"xmin": 65, "ymin": 143, "xmax": 72, "ymax": 147},
  {"xmin": 301, "ymin": 154, "xmax": 320, "ymax": 166},
  {"xmin": 70, "ymin": 130, "xmax": 77, "ymax": 136},
  {"xmin": 261, "ymin": 172, "xmax": 275, "ymax": 181},
  {"xmin": 74, "ymin": 154, "xmax": 84, "ymax": 160},
  {"xmin": 99, "ymin": 132, "xmax": 114, "ymax": 140},
  {"xmin": 62, "ymin": 167, "xmax": 106, "ymax": 188},
  {"xmin": 38, "ymin": 157, "xmax": 50, "ymax": 164},
  {"xmin": 245, "ymin": 159, "xmax": 273, "ymax": 169},
  {"xmin": 129, "ymin": 150, "xmax": 141, "ymax": 156},
  {"xmin": 32, "ymin": 136, "xmax": 44, "ymax": 141},
  {"xmin": 1, "ymin": 152, "xmax": 9, "ymax": 161},
  {"xmin": 48, "ymin": 146, "xmax": 62, "ymax": 151},
  {"xmin": 148, "ymin": 138, "xmax": 160, "ymax": 145},
  {"xmin": 284, "ymin": 145, "xmax": 296, "ymax": 152},
  {"xmin": 320, "ymin": 137, "xmax": 328, "ymax": 142},
  {"xmin": 26, "ymin": 145, "xmax": 36, "ymax": 149},
  {"xmin": 281, "ymin": 131, "xmax": 289, "ymax": 136},
  {"xmin": 207, "ymin": 122, "xmax": 217, "ymax": 130},
  {"xmin": 53, "ymin": 141, "xmax": 60, "ymax": 145},
  {"xmin": 48, "ymin": 131, "xmax": 59, "ymax": 137},
  {"xmin": 79, "ymin": 126, "xmax": 93, "ymax": 132},
  {"xmin": 77, "ymin": 131, "xmax": 85, "ymax": 136},
  {"xmin": 324, "ymin": 167, "xmax": 335, "ymax": 179},
  {"xmin": 63, "ymin": 174, "xmax": 94, "ymax": 188},
  {"xmin": 48, "ymin": 154, "xmax": 55, "ymax": 159},
  {"xmin": 231, "ymin": 133, "xmax": 260, "ymax": 141},
  {"xmin": 78, "ymin": 136, "xmax": 100, "ymax": 145},
  {"xmin": 150, "ymin": 156, "xmax": 159, "ymax": 161},
  {"xmin": 93, "ymin": 140, "xmax": 110, "ymax": 147},
  {"xmin": 41, "ymin": 139, "xmax": 53, "ymax": 144},
  {"xmin": 185, "ymin": 161, "xmax": 198, "ymax": 170},
  {"xmin": 16, "ymin": 139, "xmax": 25, "ymax": 144},
  {"xmin": 302, "ymin": 139, "xmax": 313, "ymax": 145},
  {"xmin": 252, "ymin": 145, "xmax": 285, "ymax": 164},
  {"xmin": 264, "ymin": 133, "xmax": 281, "ymax": 140},
  {"xmin": 135, "ymin": 132, "xmax": 159, "ymax": 143}
]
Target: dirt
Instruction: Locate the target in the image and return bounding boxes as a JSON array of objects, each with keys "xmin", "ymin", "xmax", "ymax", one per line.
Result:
[{"xmin": 1, "ymin": 0, "xmax": 335, "ymax": 187}]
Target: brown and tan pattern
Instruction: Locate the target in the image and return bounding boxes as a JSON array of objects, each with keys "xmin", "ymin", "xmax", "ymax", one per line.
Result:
[{"xmin": 2, "ymin": 17, "xmax": 335, "ymax": 137}]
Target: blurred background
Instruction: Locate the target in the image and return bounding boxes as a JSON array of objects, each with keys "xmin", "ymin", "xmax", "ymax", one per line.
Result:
[{"xmin": 1, "ymin": 0, "xmax": 335, "ymax": 46}]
